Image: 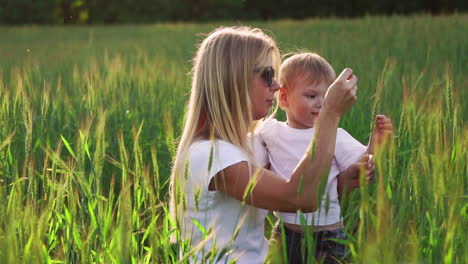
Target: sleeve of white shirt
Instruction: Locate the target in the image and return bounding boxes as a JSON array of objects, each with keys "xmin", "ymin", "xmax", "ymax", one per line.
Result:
[
  {"xmin": 250, "ymin": 119, "xmax": 273, "ymax": 168},
  {"xmin": 335, "ymin": 128, "xmax": 367, "ymax": 171},
  {"xmin": 190, "ymin": 140, "xmax": 249, "ymax": 190},
  {"xmin": 251, "ymin": 133, "xmax": 268, "ymax": 168}
]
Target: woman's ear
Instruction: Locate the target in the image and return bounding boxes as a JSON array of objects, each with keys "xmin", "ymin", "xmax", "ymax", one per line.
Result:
[{"xmin": 278, "ymin": 87, "xmax": 288, "ymax": 108}]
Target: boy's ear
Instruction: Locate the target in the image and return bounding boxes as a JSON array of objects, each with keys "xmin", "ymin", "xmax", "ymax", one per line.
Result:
[{"xmin": 279, "ymin": 87, "xmax": 289, "ymax": 108}]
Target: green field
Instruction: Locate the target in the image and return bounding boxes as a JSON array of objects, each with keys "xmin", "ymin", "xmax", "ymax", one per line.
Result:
[{"xmin": 0, "ymin": 14, "xmax": 467, "ymax": 263}]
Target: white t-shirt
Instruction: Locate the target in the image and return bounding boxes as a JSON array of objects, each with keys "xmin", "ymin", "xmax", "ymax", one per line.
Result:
[
  {"xmin": 181, "ymin": 140, "xmax": 269, "ymax": 264},
  {"xmin": 254, "ymin": 118, "xmax": 366, "ymax": 226}
]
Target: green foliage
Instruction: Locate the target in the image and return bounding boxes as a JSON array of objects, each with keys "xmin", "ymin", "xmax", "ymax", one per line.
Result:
[{"xmin": 0, "ymin": 14, "xmax": 467, "ymax": 263}]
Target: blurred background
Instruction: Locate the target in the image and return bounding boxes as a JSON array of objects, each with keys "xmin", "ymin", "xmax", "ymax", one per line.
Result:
[{"xmin": 1, "ymin": 0, "xmax": 467, "ymax": 24}]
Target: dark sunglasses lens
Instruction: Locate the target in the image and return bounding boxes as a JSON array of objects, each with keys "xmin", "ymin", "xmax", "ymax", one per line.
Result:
[{"xmin": 261, "ymin": 67, "xmax": 274, "ymax": 87}]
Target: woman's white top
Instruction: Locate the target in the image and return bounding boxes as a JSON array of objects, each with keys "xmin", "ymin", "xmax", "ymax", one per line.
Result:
[
  {"xmin": 181, "ymin": 140, "xmax": 269, "ymax": 264},
  {"xmin": 255, "ymin": 118, "xmax": 366, "ymax": 226}
]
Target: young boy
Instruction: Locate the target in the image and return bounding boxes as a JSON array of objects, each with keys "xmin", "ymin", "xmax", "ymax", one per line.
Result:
[{"xmin": 255, "ymin": 53, "xmax": 393, "ymax": 264}]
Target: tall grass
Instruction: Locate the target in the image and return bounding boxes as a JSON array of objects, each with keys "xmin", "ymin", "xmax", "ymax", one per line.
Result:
[{"xmin": 0, "ymin": 14, "xmax": 467, "ymax": 263}]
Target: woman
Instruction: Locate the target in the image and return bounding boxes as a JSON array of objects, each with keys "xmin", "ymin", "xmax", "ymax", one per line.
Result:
[{"xmin": 170, "ymin": 26, "xmax": 358, "ymax": 263}]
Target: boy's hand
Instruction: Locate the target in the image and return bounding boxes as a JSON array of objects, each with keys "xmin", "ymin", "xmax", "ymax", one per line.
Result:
[
  {"xmin": 338, "ymin": 154, "xmax": 374, "ymax": 196},
  {"xmin": 367, "ymin": 115, "xmax": 393, "ymax": 155}
]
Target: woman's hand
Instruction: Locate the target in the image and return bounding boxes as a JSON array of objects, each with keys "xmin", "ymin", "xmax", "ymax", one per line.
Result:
[{"xmin": 322, "ymin": 68, "xmax": 358, "ymax": 118}]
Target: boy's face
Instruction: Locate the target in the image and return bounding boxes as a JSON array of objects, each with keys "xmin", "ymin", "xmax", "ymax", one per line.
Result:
[{"xmin": 280, "ymin": 76, "xmax": 329, "ymax": 129}]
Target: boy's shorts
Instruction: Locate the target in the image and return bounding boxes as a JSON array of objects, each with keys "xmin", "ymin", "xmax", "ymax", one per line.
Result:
[{"xmin": 271, "ymin": 222, "xmax": 348, "ymax": 264}]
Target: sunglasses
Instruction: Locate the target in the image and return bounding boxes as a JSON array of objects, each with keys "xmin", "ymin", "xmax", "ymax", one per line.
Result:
[{"xmin": 255, "ymin": 66, "xmax": 275, "ymax": 87}]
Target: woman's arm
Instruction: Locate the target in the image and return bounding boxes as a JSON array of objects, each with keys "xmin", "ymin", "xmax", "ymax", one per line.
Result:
[
  {"xmin": 210, "ymin": 69, "xmax": 358, "ymax": 212},
  {"xmin": 210, "ymin": 111, "xmax": 340, "ymax": 212}
]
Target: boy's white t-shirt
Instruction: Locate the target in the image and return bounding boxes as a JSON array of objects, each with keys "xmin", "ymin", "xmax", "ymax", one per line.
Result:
[
  {"xmin": 254, "ymin": 118, "xmax": 366, "ymax": 226},
  {"xmin": 181, "ymin": 140, "xmax": 269, "ymax": 264}
]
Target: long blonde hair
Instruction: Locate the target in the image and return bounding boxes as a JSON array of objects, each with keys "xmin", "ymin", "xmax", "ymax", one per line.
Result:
[{"xmin": 169, "ymin": 26, "xmax": 280, "ymax": 229}]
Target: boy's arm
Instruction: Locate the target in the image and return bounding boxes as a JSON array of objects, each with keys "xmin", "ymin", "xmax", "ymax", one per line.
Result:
[
  {"xmin": 339, "ymin": 115, "xmax": 393, "ymax": 200},
  {"xmin": 337, "ymin": 154, "xmax": 374, "ymax": 201}
]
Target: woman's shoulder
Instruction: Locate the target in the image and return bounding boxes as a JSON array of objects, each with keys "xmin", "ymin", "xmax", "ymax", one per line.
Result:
[
  {"xmin": 190, "ymin": 139, "xmax": 243, "ymax": 150},
  {"xmin": 189, "ymin": 139, "xmax": 249, "ymax": 176},
  {"xmin": 190, "ymin": 139, "xmax": 248, "ymax": 161}
]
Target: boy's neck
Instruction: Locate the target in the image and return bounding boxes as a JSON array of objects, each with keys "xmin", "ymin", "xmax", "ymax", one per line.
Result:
[{"xmin": 285, "ymin": 117, "xmax": 314, "ymax": 130}]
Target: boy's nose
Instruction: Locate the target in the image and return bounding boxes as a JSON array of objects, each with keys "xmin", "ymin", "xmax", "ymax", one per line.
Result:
[{"xmin": 316, "ymin": 97, "xmax": 323, "ymax": 108}]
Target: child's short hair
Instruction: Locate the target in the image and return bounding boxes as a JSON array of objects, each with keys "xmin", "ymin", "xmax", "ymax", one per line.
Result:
[{"xmin": 280, "ymin": 52, "xmax": 336, "ymax": 89}]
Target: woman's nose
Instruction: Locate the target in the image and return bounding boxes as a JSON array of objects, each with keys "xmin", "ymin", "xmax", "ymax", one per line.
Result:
[{"xmin": 270, "ymin": 79, "xmax": 280, "ymax": 92}]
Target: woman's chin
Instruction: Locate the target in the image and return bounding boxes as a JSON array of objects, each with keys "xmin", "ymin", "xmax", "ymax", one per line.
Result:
[
  {"xmin": 252, "ymin": 109, "xmax": 270, "ymax": 120},
  {"xmin": 254, "ymin": 114, "xmax": 267, "ymax": 120}
]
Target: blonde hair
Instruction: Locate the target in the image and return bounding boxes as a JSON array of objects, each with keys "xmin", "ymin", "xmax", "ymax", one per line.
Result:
[
  {"xmin": 169, "ymin": 26, "xmax": 280, "ymax": 231},
  {"xmin": 280, "ymin": 52, "xmax": 336, "ymax": 90}
]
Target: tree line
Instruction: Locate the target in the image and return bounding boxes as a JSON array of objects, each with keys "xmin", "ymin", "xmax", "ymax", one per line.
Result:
[{"xmin": 1, "ymin": 0, "xmax": 466, "ymax": 24}]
